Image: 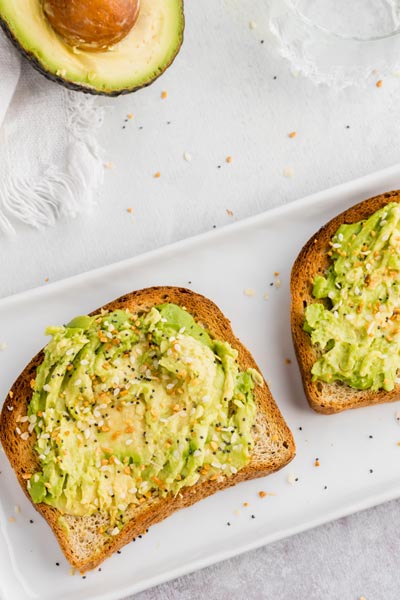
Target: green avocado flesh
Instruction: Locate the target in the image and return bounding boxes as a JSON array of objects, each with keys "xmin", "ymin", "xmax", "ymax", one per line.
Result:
[
  {"xmin": 304, "ymin": 202, "xmax": 400, "ymax": 391},
  {"xmin": 27, "ymin": 303, "xmax": 261, "ymax": 523},
  {"xmin": 0, "ymin": 0, "xmax": 184, "ymax": 94}
]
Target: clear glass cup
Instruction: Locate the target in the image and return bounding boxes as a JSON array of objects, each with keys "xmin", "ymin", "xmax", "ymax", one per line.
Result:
[{"xmin": 268, "ymin": 0, "xmax": 400, "ymax": 87}]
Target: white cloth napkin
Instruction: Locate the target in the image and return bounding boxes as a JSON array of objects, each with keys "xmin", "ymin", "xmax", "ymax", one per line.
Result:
[{"xmin": 0, "ymin": 35, "xmax": 104, "ymax": 235}]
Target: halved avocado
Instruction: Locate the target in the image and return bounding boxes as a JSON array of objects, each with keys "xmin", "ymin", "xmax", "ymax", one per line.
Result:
[{"xmin": 0, "ymin": 0, "xmax": 184, "ymax": 96}]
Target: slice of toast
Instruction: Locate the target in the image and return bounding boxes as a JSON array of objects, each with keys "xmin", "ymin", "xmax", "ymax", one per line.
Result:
[
  {"xmin": 291, "ymin": 189, "xmax": 400, "ymax": 414},
  {"xmin": 0, "ymin": 286, "xmax": 295, "ymax": 572}
]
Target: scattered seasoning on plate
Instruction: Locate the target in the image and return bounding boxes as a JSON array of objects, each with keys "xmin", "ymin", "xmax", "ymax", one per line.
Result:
[
  {"xmin": 127, "ymin": 113, "xmax": 134, "ymax": 120},
  {"xmin": 314, "ymin": 458, "xmax": 320, "ymax": 467},
  {"xmin": 251, "ymin": 514, "xmax": 256, "ymax": 519},
  {"xmin": 273, "ymin": 75, "xmax": 277, "ymax": 80},
  {"xmin": 183, "ymin": 152, "xmax": 192, "ymax": 162},
  {"xmin": 103, "ymin": 161, "xmax": 115, "ymax": 170},
  {"xmin": 376, "ymin": 79, "xmax": 383, "ymax": 88},
  {"xmin": 288, "ymin": 131, "xmax": 297, "ymax": 138},
  {"xmin": 323, "ymin": 485, "xmax": 328, "ymax": 490},
  {"xmin": 69, "ymin": 568, "xmax": 76, "ymax": 576},
  {"xmin": 161, "ymin": 90, "xmax": 168, "ymax": 99},
  {"xmin": 226, "ymin": 522, "xmax": 231, "ymax": 526},
  {"xmin": 243, "ymin": 502, "xmax": 249, "ymax": 507},
  {"xmin": 8, "ymin": 516, "xmax": 15, "ymax": 523},
  {"xmin": 29, "ymin": 519, "xmax": 34, "ymax": 524},
  {"xmin": 126, "ymin": 208, "xmax": 133, "ymax": 214},
  {"xmin": 82, "ymin": 576, "xmax": 87, "ymax": 580},
  {"xmin": 258, "ymin": 491, "xmax": 267, "ymax": 498},
  {"xmin": 44, "ymin": 277, "xmax": 49, "ymax": 282},
  {"xmin": 263, "ymin": 292, "xmax": 269, "ymax": 301},
  {"xmin": 153, "ymin": 172, "xmax": 161, "ymax": 179},
  {"xmin": 288, "ymin": 473, "xmax": 297, "ymax": 485},
  {"xmin": 274, "ymin": 279, "xmax": 281, "ymax": 289},
  {"xmin": 249, "ymin": 20, "xmax": 257, "ymax": 29},
  {"xmin": 226, "ymin": 155, "xmax": 233, "ymax": 164},
  {"xmin": 369, "ymin": 469, "xmax": 374, "ymax": 474},
  {"xmin": 346, "ymin": 125, "xmax": 351, "ymax": 129},
  {"xmin": 285, "ymin": 358, "xmax": 292, "ymax": 365},
  {"xmin": 56, "ymin": 562, "xmax": 60, "ymax": 566},
  {"xmin": 226, "ymin": 209, "xmax": 234, "ymax": 216},
  {"xmin": 298, "ymin": 426, "xmax": 302, "ymax": 431},
  {"xmin": 260, "ymin": 40, "xmax": 264, "ymax": 44},
  {"xmin": 0, "ymin": 342, "xmax": 7, "ymax": 350},
  {"xmin": 369, "ymin": 435, "xmax": 373, "ymax": 439},
  {"xmin": 395, "ymin": 411, "xmax": 400, "ymax": 422}
]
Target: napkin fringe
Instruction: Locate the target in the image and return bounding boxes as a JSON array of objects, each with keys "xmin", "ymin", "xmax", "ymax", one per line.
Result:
[{"xmin": 0, "ymin": 92, "xmax": 104, "ymax": 234}]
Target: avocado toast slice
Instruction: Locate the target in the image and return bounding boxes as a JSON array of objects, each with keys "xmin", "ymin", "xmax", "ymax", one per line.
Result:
[
  {"xmin": 1, "ymin": 287, "xmax": 295, "ymax": 572},
  {"xmin": 291, "ymin": 190, "xmax": 400, "ymax": 414}
]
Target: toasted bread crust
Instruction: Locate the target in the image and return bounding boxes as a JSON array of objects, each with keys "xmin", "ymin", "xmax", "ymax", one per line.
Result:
[
  {"xmin": 291, "ymin": 190, "xmax": 400, "ymax": 414},
  {"xmin": 1, "ymin": 287, "xmax": 295, "ymax": 571}
]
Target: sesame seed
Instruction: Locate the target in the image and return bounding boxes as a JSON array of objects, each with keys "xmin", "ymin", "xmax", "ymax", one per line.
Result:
[
  {"xmin": 244, "ymin": 288, "xmax": 256, "ymax": 297},
  {"xmin": 283, "ymin": 167, "xmax": 294, "ymax": 178}
]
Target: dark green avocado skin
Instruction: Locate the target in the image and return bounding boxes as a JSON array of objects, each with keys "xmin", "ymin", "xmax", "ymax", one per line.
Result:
[{"xmin": 0, "ymin": 3, "xmax": 184, "ymax": 97}]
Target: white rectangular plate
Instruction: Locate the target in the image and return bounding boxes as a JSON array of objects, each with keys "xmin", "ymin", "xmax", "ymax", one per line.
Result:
[{"xmin": 2, "ymin": 165, "xmax": 400, "ymax": 600}]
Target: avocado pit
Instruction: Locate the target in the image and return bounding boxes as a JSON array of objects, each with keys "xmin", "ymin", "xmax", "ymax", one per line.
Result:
[{"xmin": 42, "ymin": 0, "xmax": 140, "ymax": 51}]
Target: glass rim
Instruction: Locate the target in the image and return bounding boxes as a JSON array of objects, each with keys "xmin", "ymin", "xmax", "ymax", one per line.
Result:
[{"xmin": 285, "ymin": 0, "xmax": 400, "ymax": 42}]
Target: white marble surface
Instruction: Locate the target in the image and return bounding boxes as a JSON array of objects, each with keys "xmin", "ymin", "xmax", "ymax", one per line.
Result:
[{"xmin": 1, "ymin": 0, "xmax": 400, "ymax": 598}]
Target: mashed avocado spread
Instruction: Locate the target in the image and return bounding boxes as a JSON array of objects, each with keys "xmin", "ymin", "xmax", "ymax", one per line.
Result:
[
  {"xmin": 304, "ymin": 202, "xmax": 400, "ymax": 391},
  {"xmin": 27, "ymin": 303, "xmax": 261, "ymax": 522}
]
